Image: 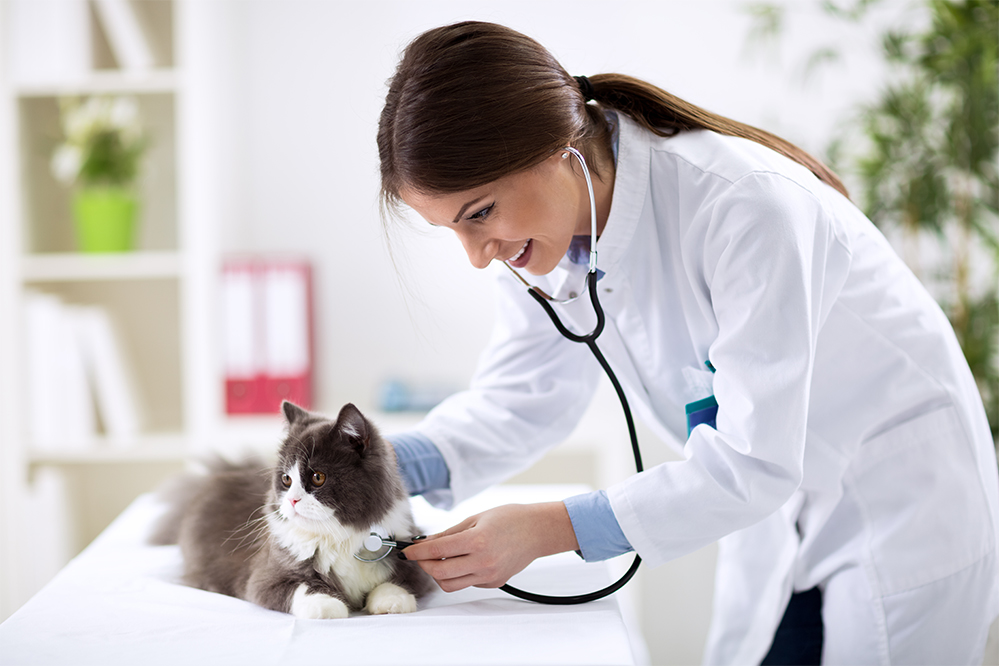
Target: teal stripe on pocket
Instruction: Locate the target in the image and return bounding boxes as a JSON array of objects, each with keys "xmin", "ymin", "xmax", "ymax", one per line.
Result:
[
  {"xmin": 686, "ymin": 395, "xmax": 718, "ymax": 436},
  {"xmin": 685, "ymin": 395, "xmax": 718, "ymax": 415}
]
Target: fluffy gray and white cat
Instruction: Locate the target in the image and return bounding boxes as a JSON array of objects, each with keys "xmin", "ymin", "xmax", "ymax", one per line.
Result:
[{"xmin": 151, "ymin": 401, "xmax": 432, "ymax": 618}]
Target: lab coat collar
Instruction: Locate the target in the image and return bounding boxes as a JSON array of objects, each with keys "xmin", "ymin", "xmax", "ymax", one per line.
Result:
[
  {"xmin": 594, "ymin": 113, "xmax": 651, "ymax": 278},
  {"xmin": 539, "ymin": 114, "xmax": 652, "ymax": 301}
]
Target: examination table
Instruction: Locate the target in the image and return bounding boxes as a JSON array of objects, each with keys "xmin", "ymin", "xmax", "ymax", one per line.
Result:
[{"xmin": 0, "ymin": 485, "xmax": 642, "ymax": 665}]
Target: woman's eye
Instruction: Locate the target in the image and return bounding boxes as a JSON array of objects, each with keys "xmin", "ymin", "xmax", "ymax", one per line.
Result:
[
  {"xmin": 311, "ymin": 472, "xmax": 326, "ymax": 487},
  {"xmin": 281, "ymin": 473, "xmax": 292, "ymax": 488},
  {"xmin": 468, "ymin": 204, "xmax": 494, "ymax": 221}
]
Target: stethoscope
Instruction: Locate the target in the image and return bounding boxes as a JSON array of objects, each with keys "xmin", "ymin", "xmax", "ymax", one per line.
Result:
[
  {"xmin": 498, "ymin": 146, "xmax": 644, "ymax": 604},
  {"xmin": 357, "ymin": 147, "xmax": 644, "ymax": 605},
  {"xmin": 354, "ymin": 527, "xmax": 422, "ymax": 562}
]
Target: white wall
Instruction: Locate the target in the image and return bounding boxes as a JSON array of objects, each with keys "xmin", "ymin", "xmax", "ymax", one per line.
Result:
[
  {"xmin": 208, "ymin": 0, "xmax": 903, "ymax": 414},
  {"xmin": 196, "ymin": 2, "xmax": 905, "ymax": 663}
]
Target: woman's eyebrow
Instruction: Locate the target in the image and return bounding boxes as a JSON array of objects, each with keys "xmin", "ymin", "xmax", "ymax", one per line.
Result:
[{"xmin": 452, "ymin": 195, "xmax": 489, "ymax": 224}]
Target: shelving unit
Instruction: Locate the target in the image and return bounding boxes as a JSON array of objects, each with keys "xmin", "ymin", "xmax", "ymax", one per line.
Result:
[
  {"xmin": 0, "ymin": 0, "xmax": 636, "ymax": 631},
  {"xmin": 14, "ymin": 69, "xmax": 179, "ymax": 97},
  {"xmin": 21, "ymin": 251, "xmax": 183, "ymax": 281},
  {"xmin": 0, "ymin": 0, "xmax": 223, "ymax": 619},
  {"xmin": 0, "ymin": 1, "xmax": 524, "ymax": 623}
]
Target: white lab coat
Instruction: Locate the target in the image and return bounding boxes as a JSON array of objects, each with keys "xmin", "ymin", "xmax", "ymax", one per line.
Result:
[{"xmin": 411, "ymin": 114, "xmax": 999, "ymax": 664}]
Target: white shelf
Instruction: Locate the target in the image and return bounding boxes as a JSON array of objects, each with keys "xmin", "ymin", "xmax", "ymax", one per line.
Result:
[
  {"xmin": 0, "ymin": 0, "xmax": 222, "ymax": 622},
  {"xmin": 27, "ymin": 432, "xmax": 191, "ymax": 465},
  {"xmin": 21, "ymin": 251, "xmax": 182, "ymax": 282},
  {"xmin": 13, "ymin": 69, "xmax": 179, "ymax": 98}
]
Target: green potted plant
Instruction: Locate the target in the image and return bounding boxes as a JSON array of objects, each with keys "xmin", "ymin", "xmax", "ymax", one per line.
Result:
[
  {"xmin": 50, "ymin": 95, "xmax": 147, "ymax": 253},
  {"xmin": 831, "ymin": 0, "xmax": 999, "ymax": 441},
  {"xmin": 746, "ymin": 0, "xmax": 999, "ymax": 441}
]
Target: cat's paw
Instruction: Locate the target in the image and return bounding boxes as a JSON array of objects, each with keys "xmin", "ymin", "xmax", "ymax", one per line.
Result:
[
  {"xmin": 290, "ymin": 584, "xmax": 349, "ymax": 619},
  {"xmin": 365, "ymin": 582, "xmax": 417, "ymax": 615}
]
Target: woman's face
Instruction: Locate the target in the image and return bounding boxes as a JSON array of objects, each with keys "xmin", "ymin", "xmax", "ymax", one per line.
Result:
[{"xmin": 401, "ymin": 151, "xmax": 595, "ymax": 276}]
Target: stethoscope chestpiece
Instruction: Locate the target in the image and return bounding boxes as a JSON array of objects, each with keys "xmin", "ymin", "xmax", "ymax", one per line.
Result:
[
  {"xmin": 353, "ymin": 528, "xmax": 421, "ymax": 563},
  {"xmin": 354, "ymin": 525, "xmax": 394, "ymax": 563},
  {"xmin": 362, "ymin": 533, "xmax": 384, "ymax": 552}
]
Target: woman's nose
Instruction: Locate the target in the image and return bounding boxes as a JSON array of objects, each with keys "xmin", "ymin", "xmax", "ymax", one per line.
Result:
[{"xmin": 456, "ymin": 228, "xmax": 498, "ymax": 269}]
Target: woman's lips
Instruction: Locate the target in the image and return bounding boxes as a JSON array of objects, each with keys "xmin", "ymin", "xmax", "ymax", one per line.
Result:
[{"xmin": 507, "ymin": 239, "xmax": 532, "ymax": 268}]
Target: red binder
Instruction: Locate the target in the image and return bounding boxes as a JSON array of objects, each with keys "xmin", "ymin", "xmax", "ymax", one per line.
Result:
[{"xmin": 221, "ymin": 258, "xmax": 313, "ymax": 414}]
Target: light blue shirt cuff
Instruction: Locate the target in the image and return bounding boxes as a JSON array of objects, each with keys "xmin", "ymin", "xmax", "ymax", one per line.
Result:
[
  {"xmin": 389, "ymin": 432, "xmax": 450, "ymax": 496},
  {"xmin": 563, "ymin": 490, "xmax": 633, "ymax": 562}
]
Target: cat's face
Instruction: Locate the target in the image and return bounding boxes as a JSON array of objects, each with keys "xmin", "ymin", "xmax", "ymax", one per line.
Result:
[{"xmin": 270, "ymin": 402, "xmax": 403, "ymax": 534}]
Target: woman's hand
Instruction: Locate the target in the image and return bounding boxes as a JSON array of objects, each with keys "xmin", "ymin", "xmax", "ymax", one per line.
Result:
[{"xmin": 401, "ymin": 502, "xmax": 579, "ymax": 592}]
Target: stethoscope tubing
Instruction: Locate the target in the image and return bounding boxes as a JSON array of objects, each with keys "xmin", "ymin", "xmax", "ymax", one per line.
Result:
[
  {"xmin": 500, "ymin": 274, "xmax": 645, "ymax": 605},
  {"xmin": 494, "ymin": 147, "xmax": 646, "ymax": 605}
]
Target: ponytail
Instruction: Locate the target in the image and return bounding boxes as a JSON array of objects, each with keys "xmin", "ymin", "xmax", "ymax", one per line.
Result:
[
  {"xmin": 379, "ymin": 22, "xmax": 849, "ymax": 208},
  {"xmin": 585, "ymin": 73, "xmax": 849, "ymax": 198}
]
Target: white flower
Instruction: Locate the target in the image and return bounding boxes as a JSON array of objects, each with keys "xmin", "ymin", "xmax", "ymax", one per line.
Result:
[
  {"xmin": 53, "ymin": 94, "xmax": 146, "ymax": 187},
  {"xmin": 109, "ymin": 97, "xmax": 139, "ymax": 131},
  {"xmin": 50, "ymin": 144, "xmax": 82, "ymax": 184},
  {"xmin": 63, "ymin": 100, "xmax": 96, "ymax": 143}
]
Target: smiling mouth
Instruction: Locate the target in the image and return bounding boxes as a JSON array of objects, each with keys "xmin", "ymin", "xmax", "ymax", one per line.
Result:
[{"xmin": 506, "ymin": 240, "xmax": 531, "ymax": 268}]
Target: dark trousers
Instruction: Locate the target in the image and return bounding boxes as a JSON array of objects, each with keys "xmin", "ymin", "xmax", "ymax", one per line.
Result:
[{"xmin": 760, "ymin": 586, "xmax": 824, "ymax": 666}]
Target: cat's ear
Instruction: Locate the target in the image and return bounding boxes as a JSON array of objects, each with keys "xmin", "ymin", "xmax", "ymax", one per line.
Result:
[
  {"xmin": 335, "ymin": 403, "xmax": 370, "ymax": 454},
  {"xmin": 282, "ymin": 400, "xmax": 309, "ymax": 426}
]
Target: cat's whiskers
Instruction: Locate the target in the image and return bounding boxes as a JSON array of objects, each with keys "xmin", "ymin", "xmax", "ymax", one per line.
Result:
[
  {"xmin": 222, "ymin": 508, "xmax": 266, "ymax": 544},
  {"xmin": 165, "ymin": 403, "xmax": 428, "ymax": 616},
  {"xmin": 243, "ymin": 510, "xmax": 282, "ymax": 556},
  {"xmin": 224, "ymin": 508, "xmax": 280, "ymax": 554}
]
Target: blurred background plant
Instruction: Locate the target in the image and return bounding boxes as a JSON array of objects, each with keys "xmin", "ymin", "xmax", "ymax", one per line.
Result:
[
  {"xmin": 50, "ymin": 95, "xmax": 146, "ymax": 188},
  {"xmin": 747, "ymin": 0, "xmax": 999, "ymax": 440},
  {"xmin": 50, "ymin": 95, "xmax": 148, "ymax": 253}
]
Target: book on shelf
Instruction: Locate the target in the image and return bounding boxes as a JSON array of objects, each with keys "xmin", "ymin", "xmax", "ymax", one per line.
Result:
[
  {"xmin": 27, "ymin": 467, "xmax": 75, "ymax": 592},
  {"xmin": 24, "ymin": 293, "xmax": 95, "ymax": 451},
  {"xmin": 23, "ymin": 292, "xmax": 142, "ymax": 451},
  {"xmin": 72, "ymin": 304, "xmax": 141, "ymax": 444},
  {"xmin": 92, "ymin": 0, "xmax": 155, "ymax": 72},
  {"xmin": 221, "ymin": 258, "xmax": 313, "ymax": 415}
]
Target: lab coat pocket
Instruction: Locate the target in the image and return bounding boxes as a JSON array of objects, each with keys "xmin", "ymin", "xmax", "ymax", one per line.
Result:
[
  {"xmin": 847, "ymin": 404, "xmax": 993, "ymax": 596},
  {"xmin": 681, "ymin": 366, "xmax": 717, "ymax": 436}
]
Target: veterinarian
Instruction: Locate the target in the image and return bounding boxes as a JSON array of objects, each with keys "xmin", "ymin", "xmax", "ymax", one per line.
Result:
[{"xmin": 378, "ymin": 21, "xmax": 999, "ymax": 665}]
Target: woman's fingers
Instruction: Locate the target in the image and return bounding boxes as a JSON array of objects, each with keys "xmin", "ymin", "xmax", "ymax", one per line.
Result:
[
  {"xmin": 400, "ymin": 503, "xmax": 578, "ymax": 593},
  {"xmin": 403, "ymin": 523, "xmax": 501, "ymax": 590},
  {"xmin": 403, "ymin": 526, "xmax": 478, "ymax": 561},
  {"xmin": 418, "ymin": 550, "xmax": 508, "ymax": 590},
  {"xmin": 417, "ymin": 552, "xmax": 480, "ymax": 582}
]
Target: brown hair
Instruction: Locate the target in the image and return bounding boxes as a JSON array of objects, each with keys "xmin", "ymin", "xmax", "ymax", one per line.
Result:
[{"xmin": 377, "ymin": 21, "xmax": 849, "ymax": 216}]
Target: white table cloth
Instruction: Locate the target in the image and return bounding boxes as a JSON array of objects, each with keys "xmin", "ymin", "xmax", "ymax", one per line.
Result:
[{"xmin": 1, "ymin": 485, "xmax": 640, "ymax": 665}]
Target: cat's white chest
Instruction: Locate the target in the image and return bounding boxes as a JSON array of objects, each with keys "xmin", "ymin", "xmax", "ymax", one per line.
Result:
[
  {"xmin": 268, "ymin": 499, "xmax": 412, "ymax": 609},
  {"xmin": 325, "ymin": 551, "xmax": 393, "ymax": 608}
]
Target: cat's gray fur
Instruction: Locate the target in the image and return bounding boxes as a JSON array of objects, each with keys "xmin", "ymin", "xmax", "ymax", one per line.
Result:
[{"xmin": 151, "ymin": 401, "xmax": 432, "ymax": 618}]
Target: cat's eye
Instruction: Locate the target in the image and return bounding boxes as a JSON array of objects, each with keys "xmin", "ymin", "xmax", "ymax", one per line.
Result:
[
  {"xmin": 311, "ymin": 472, "xmax": 326, "ymax": 487},
  {"xmin": 280, "ymin": 473, "xmax": 292, "ymax": 488}
]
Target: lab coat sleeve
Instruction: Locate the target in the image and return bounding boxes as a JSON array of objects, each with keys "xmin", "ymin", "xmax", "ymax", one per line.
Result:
[
  {"xmin": 564, "ymin": 490, "xmax": 634, "ymax": 561},
  {"xmin": 411, "ymin": 268, "xmax": 602, "ymax": 509},
  {"xmin": 389, "ymin": 431, "xmax": 450, "ymax": 496},
  {"xmin": 608, "ymin": 172, "xmax": 851, "ymax": 568}
]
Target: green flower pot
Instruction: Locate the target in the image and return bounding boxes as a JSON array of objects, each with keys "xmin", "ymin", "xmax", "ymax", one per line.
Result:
[{"xmin": 73, "ymin": 187, "xmax": 138, "ymax": 253}]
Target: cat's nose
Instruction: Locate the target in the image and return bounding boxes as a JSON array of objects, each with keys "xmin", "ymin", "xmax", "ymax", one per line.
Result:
[{"xmin": 289, "ymin": 498, "xmax": 300, "ymax": 507}]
